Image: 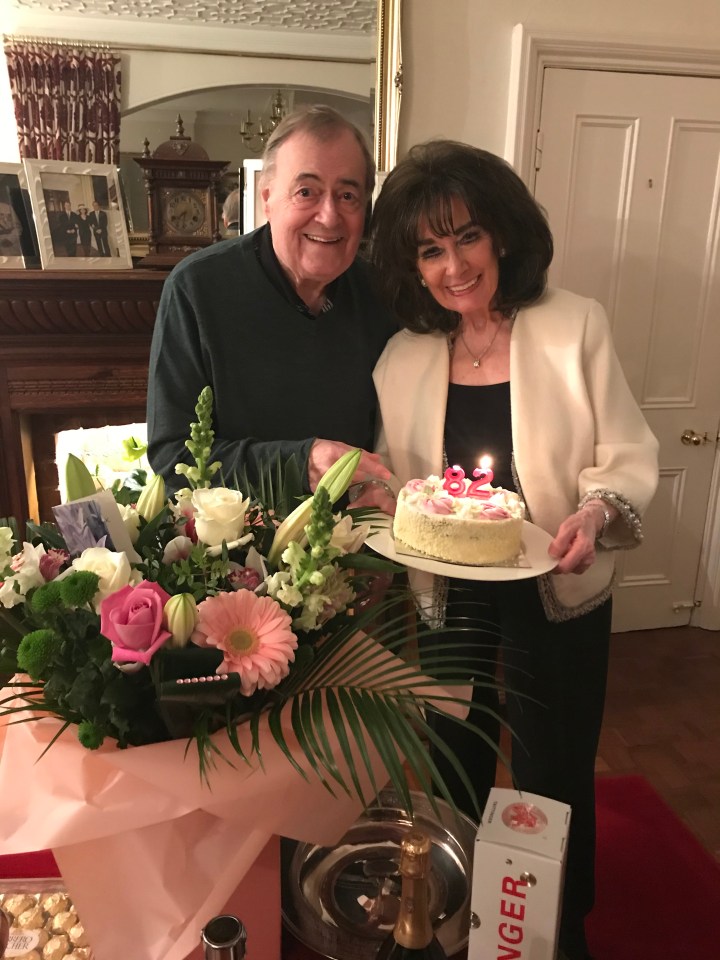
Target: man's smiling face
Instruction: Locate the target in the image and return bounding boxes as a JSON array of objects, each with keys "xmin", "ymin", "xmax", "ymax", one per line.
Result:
[{"xmin": 261, "ymin": 128, "xmax": 368, "ymax": 298}]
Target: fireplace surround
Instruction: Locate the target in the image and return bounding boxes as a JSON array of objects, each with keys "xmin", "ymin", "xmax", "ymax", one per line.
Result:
[{"xmin": 0, "ymin": 269, "xmax": 168, "ymax": 525}]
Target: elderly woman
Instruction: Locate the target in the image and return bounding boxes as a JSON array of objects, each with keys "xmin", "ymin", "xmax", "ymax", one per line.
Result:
[{"xmin": 369, "ymin": 140, "xmax": 658, "ymax": 960}]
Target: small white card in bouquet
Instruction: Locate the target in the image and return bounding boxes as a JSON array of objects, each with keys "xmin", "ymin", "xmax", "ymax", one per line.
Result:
[{"xmin": 52, "ymin": 489, "xmax": 140, "ymax": 561}]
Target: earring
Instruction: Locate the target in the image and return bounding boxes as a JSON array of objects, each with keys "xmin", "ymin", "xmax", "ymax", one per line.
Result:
[
  {"xmin": 419, "ymin": 276, "xmax": 427, "ymax": 287},
  {"xmin": 499, "ymin": 247, "xmax": 507, "ymax": 258}
]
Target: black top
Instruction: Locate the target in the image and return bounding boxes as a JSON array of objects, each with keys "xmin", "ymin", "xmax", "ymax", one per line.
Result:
[{"xmin": 444, "ymin": 381, "xmax": 515, "ymax": 491}]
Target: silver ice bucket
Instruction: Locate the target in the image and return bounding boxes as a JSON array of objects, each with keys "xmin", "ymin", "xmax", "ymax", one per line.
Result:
[{"xmin": 281, "ymin": 788, "xmax": 477, "ymax": 960}]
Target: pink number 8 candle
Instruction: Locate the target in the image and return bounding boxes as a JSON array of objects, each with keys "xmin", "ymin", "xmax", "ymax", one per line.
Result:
[{"xmin": 442, "ymin": 465, "xmax": 466, "ymax": 495}]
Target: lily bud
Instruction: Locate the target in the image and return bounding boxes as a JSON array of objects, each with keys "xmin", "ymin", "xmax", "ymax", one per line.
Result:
[
  {"xmin": 163, "ymin": 593, "xmax": 197, "ymax": 648},
  {"xmin": 317, "ymin": 448, "xmax": 362, "ymax": 504},
  {"xmin": 65, "ymin": 453, "xmax": 97, "ymax": 502},
  {"xmin": 136, "ymin": 473, "xmax": 166, "ymax": 522},
  {"xmin": 267, "ymin": 448, "xmax": 363, "ymax": 568}
]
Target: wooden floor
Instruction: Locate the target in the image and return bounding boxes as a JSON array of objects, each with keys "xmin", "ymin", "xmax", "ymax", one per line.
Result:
[
  {"xmin": 595, "ymin": 625, "xmax": 720, "ymax": 864},
  {"xmin": 495, "ymin": 625, "xmax": 720, "ymax": 864}
]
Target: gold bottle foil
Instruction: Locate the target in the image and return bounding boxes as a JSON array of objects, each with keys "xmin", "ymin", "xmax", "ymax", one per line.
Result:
[{"xmin": 394, "ymin": 830, "xmax": 434, "ymax": 949}]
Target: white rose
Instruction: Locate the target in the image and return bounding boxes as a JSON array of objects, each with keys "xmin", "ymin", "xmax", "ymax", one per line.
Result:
[
  {"xmin": 118, "ymin": 504, "xmax": 141, "ymax": 545},
  {"xmin": 191, "ymin": 488, "xmax": 249, "ymax": 547},
  {"xmin": 329, "ymin": 514, "xmax": 371, "ymax": 554},
  {"xmin": 69, "ymin": 547, "xmax": 140, "ymax": 602}
]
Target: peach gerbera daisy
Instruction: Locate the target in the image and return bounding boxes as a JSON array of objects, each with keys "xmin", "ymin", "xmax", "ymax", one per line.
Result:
[{"xmin": 192, "ymin": 590, "xmax": 297, "ymax": 696}]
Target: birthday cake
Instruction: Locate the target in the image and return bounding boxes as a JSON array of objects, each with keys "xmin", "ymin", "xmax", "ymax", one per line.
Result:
[{"xmin": 393, "ymin": 471, "xmax": 526, "ymax": 565}]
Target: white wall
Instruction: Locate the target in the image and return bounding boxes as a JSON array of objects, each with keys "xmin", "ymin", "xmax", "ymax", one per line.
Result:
[{"xmin": 400, "ymin": 0, "xmax": 720, "ymax": 156}]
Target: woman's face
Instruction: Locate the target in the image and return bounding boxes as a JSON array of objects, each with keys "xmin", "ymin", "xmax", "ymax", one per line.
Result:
[{"xmin": 416, "ymin": 196, "xmax": 499, "ymax": 319}]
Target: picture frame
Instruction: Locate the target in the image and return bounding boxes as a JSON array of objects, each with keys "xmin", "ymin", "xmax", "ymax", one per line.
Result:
[
  {"xmin": 23, "ymin": 158, "xmax": 133, "ymax": 270},
  {"xmin": 0, "ymin": 162, "xmax": 40, "ymax": 269},
  {"xmin": 242, "ymin": 159, "xmax": 266, "ymax": 234}
]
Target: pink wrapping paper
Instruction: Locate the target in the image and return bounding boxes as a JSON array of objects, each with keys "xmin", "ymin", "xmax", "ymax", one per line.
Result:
[{"xmin": 0, "ymin": 637, "xmax": 470, "ymax": 960}]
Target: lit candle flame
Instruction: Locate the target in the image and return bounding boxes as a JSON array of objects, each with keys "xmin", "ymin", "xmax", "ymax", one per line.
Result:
[{"xmin": 479, "ymin": 455, "xmax": 493, "ymax": 471}]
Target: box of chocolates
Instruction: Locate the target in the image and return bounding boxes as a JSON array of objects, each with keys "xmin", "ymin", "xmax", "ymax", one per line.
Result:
[{"xmin": 0, "ymin": 880, "xmax": 92, "ymax": 960}]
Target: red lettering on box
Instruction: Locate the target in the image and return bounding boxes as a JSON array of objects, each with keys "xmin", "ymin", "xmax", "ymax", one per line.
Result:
[
  {"xmin": 499, "ymin": 922, "xmax": 523, "ymax": 945},
  {"xmin": 501, "ymin": 876, "xmax": 528, "ymax": 899},
  {"xmin": 500, "ymin": 898, "xmax": 525, "ymax": 920},
  {"xmin": 497, "ymin": 946, "xmax": 522, "ymax": 960}
]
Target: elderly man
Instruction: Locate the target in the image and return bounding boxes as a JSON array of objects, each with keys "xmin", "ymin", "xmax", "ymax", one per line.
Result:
[{"xmin": 147, "ymin": 106, "xmax": 396, "ymax": 506}]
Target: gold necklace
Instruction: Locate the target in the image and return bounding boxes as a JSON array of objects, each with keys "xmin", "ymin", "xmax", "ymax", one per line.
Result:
[{"xmin": 457, "ymin": 317, "xmax": 504, "ymax": 368}]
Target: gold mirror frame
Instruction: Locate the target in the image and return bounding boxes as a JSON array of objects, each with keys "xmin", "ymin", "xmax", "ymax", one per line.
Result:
[{"xmin": 375, "ymin": 0, "xmax": 403, "ymax": 173}]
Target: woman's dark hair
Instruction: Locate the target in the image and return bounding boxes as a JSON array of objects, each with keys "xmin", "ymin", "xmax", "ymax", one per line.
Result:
[{"xmin": 369, "ymin": 140, "xmax": 554, "ymax": 333}]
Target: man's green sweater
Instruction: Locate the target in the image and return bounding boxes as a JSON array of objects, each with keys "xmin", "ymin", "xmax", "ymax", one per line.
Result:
[{"xmin": 147, "ymin": 230, "xmax": 396, "ymax": 492}]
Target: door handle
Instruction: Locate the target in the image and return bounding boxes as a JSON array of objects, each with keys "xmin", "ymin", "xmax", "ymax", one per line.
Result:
[{"xmin": 681, "ymin": 429, "xmax": 710, "ymax": 446}]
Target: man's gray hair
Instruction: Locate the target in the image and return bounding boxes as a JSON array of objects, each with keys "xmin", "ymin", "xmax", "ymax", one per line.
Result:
[{"xmin": 260, "ymin": 104, "xmax": 375, "ymax": 196}]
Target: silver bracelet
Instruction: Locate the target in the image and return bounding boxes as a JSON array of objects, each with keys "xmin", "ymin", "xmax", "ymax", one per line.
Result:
[{"xmin": 584, "ymin": 501, "xmax": 612, "ymax": 539}]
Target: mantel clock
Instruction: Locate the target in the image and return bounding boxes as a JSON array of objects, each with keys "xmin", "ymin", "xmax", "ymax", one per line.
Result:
[{"xmin": 134, "ymin": 116, "xmax": 229, "ymax": 268}]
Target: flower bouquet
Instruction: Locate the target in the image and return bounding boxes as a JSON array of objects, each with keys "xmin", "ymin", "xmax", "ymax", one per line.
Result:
[{"xmin": 0, "ymin": 389, "xmax": 490, "ymax": 960}]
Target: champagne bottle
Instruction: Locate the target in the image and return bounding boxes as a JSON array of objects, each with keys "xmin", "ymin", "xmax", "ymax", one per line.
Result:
[
  {"xmin": 376, "ymin": 829, "xmax": 448, "ymax": 960},
  {"xmin": 201, "ymin": 914, "xmax": 247, "ymax": 960}
]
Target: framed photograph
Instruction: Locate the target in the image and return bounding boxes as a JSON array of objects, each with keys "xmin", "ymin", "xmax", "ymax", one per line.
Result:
[
  {"xmin": 242, "ymin": 159, "xmax": 266, "ymax": 234},
  {"xmin": 23, "ymin": 158, "xmax": 133, "ymax": 270},
  {"xmin": 0, "ymin": 162, "xmax": 40, "ymax": 268}
]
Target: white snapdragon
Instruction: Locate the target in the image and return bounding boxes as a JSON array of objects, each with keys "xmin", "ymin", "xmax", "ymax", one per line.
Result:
[
  {"xmin": 0, "ymin": 542, "xmax": 47, "ymax": 607},
  {"xmin": 0, "ymin": 527, "xmax": 14, "ymax": 569},
  {"xmin": 191, "ymin": 488, "xmax": 249, "ymax": 548}
]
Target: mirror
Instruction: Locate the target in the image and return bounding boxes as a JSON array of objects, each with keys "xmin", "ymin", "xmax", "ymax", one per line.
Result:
[{"xmin": 119, "ymin": 0, "xmax": 402, "ymax": 240}]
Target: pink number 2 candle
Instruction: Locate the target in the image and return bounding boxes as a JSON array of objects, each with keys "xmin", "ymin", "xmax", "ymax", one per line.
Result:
[
  {"xmin": 442, "ymin": 465, "xmax": 466, "ymax": 495},
  {"xmin": 467, "ymin": 456, "xmax": 495, "ymax": 498}
]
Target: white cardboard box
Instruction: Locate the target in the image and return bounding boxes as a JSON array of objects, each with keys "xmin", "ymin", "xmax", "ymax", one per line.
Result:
[{"xmin": 468, "ymin": 788, "xmax": 571, "ymax": 960}]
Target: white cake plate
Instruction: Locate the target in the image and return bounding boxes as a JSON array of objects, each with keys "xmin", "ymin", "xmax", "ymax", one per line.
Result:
[{"xmin": 366, "ymin": 516, "xmax": 557, "ymax": 582}]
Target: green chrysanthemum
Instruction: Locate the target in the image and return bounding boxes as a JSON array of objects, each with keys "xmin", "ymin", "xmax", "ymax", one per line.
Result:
[
  {"xmin": 77, "ymin": 719, "xmax": 105, "ymax": 750},
  {"xmin": 30, "ymin": 580, "xmax": 63, "ymax": 614},
  {"xmin": 16, "ymin": 629, "xmax": 62, "ymax": 679},
  {"xmin": 58, "ymin": 571, "xmax": 101, "ymax": 607}
]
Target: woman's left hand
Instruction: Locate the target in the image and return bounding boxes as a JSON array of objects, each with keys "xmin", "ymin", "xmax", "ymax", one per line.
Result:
[{"xmin": 548, "ymin": 509, "xmax": 600, "ymax": 575}]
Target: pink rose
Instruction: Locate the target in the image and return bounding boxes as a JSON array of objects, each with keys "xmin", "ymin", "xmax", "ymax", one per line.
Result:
[{"xmin": 100, "ymin": 580, "xmax": 172, "ymax": 665}]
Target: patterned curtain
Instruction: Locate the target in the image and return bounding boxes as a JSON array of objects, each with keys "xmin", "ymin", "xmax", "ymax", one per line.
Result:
[{"xmin": 4, "ymin": 41, "xmax": 122, "ymax": 164}]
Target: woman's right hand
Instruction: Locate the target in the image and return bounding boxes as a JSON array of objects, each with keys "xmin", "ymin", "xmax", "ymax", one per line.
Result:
[{"xmin": 548, "ymin": 508, "xmax": 601, "ymax": 575}]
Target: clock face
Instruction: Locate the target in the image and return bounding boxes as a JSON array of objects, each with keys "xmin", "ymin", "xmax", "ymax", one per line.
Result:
[{"xmin": 163, "ymin": 189, "xmax": 207, "ymax": 235}]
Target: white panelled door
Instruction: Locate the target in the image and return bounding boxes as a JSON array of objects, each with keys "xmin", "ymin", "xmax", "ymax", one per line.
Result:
[{"xmin": 534, "ymin": 68, "xmax": 720, "ymax": 631}]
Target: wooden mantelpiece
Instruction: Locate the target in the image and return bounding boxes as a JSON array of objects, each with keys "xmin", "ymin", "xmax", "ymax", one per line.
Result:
[{"xmin": 0, "ymin": 269, "xmax": 168, "ymax": 525}]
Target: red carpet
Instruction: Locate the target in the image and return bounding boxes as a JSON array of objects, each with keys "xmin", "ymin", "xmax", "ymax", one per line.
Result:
[
  {"xmin": 1, "ymin": 776, "xmax": 719, "ymax": 959},
  {"xmin": 588, "ymin": 774, "xmax": 720, "ymax": 960}
]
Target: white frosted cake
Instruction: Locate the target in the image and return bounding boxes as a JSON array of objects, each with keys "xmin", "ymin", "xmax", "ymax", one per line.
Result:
[{"xmin": 393, "ymin": 475, "xmax": 526, "ymax": 565}]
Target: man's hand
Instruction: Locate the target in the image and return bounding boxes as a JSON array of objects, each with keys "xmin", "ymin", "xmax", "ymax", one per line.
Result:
[
  {"xmin": 348, "ymin": 481, "xmax": 397, "ymax": 515},
  {"xmin": 308, "ymin": 439, "xmax": 392, "ymax": 491}
]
